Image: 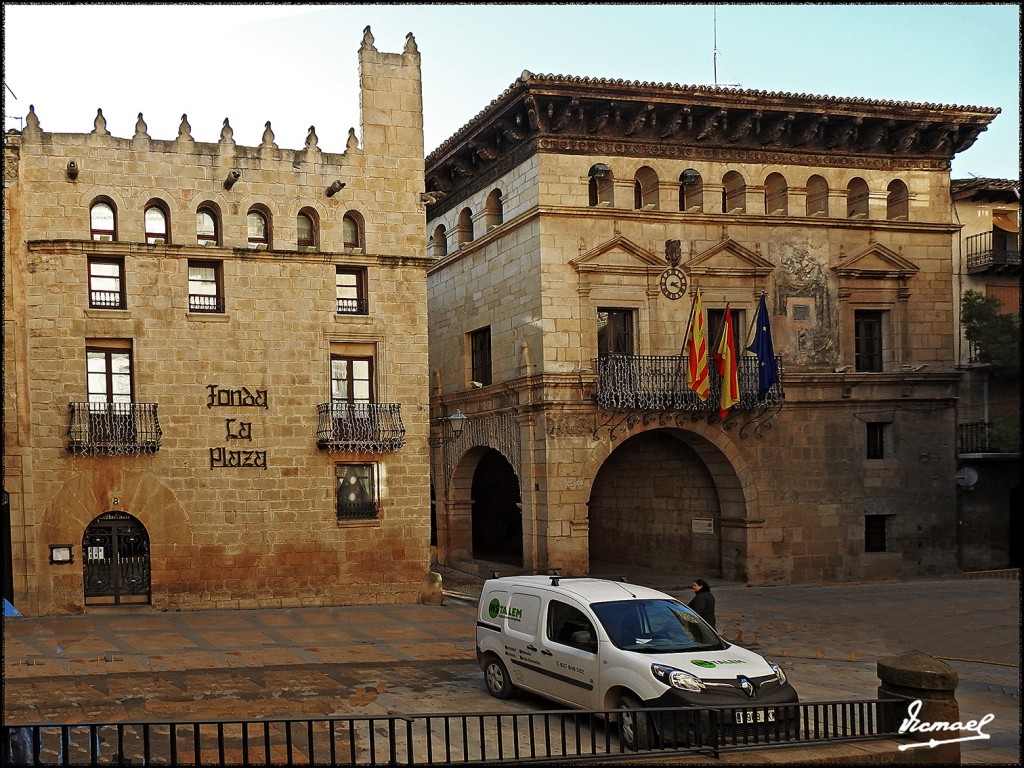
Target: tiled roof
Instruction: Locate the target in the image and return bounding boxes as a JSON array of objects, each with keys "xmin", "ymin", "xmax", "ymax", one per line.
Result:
[{"xmin": 427, "ymin": 70, "xmax": 1001, "ymax": 162}]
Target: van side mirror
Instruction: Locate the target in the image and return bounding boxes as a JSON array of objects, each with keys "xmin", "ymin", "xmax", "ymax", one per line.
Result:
[{"xmin": 570, "ymin": 630, "xmax": 597, "ymax": 653}]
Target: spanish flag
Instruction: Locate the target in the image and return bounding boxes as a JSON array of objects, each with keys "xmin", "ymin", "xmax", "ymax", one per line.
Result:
[
  {"xmin": 684, "ymin": 290, "xmax": 710, "ymax": 400},
  {"xmin": 714, "ymin": 304, "xmax": 740, "ymax": 417}
]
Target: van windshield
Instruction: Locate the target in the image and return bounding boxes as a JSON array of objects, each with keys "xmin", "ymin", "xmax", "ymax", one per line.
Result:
[{"xmin": 592, "ymin": 599, "xmax": 725, "ymax": 653}]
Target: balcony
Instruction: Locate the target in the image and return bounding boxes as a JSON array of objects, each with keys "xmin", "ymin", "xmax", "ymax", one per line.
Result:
[
  {"xmin": 68, "ymin": 402, "xmax": 162, "ymax": 454},
  {"xmin": 965, "ymin": 231, "xmax": 1020, "ymax": 274},
  {"xmin": 594, "ymin": 355, "xmax": 784, "ymax": 411},
  {"xmin": 958, "ymin": 420, "xmax": 1020, "ymax": 455},
  {"xmin": 316, "ymin": 402, "xmax": 405, "ymax": 453},
  {"xmin": 189, "ymin": 294, "xmax": 226, "ymax": 313}
]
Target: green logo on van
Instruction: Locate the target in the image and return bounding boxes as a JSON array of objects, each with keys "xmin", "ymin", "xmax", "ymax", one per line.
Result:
[
  {"xmin": 487, "ymin": 598, "xmax": 523, "ymax": 621},
  {"xmin": 692, "ymin": 659, "xmax": 743, "ymax": 669}
]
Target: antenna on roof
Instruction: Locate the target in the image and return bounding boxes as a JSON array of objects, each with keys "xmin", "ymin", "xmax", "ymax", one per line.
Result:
[{"xmin": 711, "ymin": 8, "xmax": 742, "ymax": 88}]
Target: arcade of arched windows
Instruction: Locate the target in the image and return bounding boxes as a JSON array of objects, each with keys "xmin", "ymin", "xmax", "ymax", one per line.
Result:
[
  {"xmin": 86, "ymin": 195, "xmax": 367, "ymax": 251},
  {"xmin": 427, "ymin": 187, "xmax": 507, "ymax": 256},
  {"xmin": 571, "ymin": 164, "xmax": 917, "ymax": 222}
]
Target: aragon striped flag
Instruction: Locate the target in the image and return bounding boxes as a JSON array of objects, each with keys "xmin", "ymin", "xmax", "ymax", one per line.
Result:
[
  {"xmin": 684, "ymin": 289, "xmax": 710, "ymax": 400},
  {"xmin": 714, "ymin": 304, "xmax": 740, "ymax": 418}
]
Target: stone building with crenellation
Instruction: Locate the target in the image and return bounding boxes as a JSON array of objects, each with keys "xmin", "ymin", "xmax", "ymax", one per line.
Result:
[
  {"xmin": 2, "ymin": 28, "xmax": 435, "ymax": 615},
  {"xmin": 423, "ymin": 72, "xmax": 1001, "ymax": 584}
]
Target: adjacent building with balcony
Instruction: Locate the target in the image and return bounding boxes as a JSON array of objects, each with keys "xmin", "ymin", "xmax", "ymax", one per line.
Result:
[
  {"xmin": 951, "ymin": 177, "xmax": 1020, "ymax": 569},
  {"xmin": 2, "ymin": 29, "xmax": 435, "ymax": 615},
  {"xmin": 425, "ymin": 72, "xmax": 999, "ymax": 584}
]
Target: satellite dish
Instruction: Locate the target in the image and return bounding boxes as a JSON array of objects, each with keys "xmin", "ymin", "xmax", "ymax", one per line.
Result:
[{"xmin": 955, "ymin": 467, "xmax": 978, "ymax": 489}]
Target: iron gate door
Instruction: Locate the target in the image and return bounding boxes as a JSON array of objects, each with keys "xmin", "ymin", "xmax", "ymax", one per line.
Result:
[{"xmin": 83, "ymin": 512, "xmax": 151, "ymax": 605}]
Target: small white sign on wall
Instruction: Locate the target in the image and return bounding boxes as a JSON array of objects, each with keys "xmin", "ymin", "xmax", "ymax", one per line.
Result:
[{"xmin": 692, "ymin": 519, "xmax": 714, "ymax": 535}]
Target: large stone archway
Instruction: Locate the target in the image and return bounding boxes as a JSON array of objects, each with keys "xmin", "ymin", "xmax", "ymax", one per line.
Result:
[
  {"xmin": 574, "ymin": 419, "xmax": 760, "ymax": 582},
  {"xmin": 41, "ymin": 468, "xmax": 192, "ymax": 612}
]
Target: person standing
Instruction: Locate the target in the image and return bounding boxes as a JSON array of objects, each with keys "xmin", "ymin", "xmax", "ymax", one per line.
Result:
[{"xmin": 689, "ymin": 578, "xmax": 716, "ymax": 629}]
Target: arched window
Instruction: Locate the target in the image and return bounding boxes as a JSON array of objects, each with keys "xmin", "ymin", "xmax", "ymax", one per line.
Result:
[
  {"xmin": 679, "ymin": 169, "xmax": 703, "ymax": 212},
  {"xmin": 432, "ymin": 224, "xmax": 448, "ymax": 258},
  {"xmin": 764, "ymin": 173, "xmax": 788, "ymax": 215},
  {"xmin": 342, "ymin": 211, "xmax": 363, "ymax": 251},
  {"xmin": 485, "ymin": 189, "xmax": 504, "ymax": 229},
  {"xmin": 144, "ymin": 201, "xmax": 169, "ymax": 244},
  {"xmin": 805, "ymin": 175, "xmax": 829, "ymax": 217},
  {"xmin": 722, "ymin": 171, "xmax": 746, "ymax": 214},
  {"xmin": 457, "ymin": 208, "xmax": 474, "ymax": 245},
  {"xmin": 247, "ymin": 208, "xmax": 270, "ymax": 249},
  {"xmin": 847, "ymin": 178, "xmax": 870, "ymax": 219},
  {"xmin": 634, "ymin": 166, "xmax": 659, "ymax": 210},
  {"xmin": 297, "ymin": 209, "xmax": 317, "ymax": 249},
  {"xmin": 886, "ymin": 179, "xmax": 909, "ymax": 221},
  {"xmin": 588, "ymin": 163, "xmax": 614, "ymax": 207},
  {"xmin": 90, "ymin": 199, "xmax": 117, "ymax": 241},
  {"xmin": 196, "ymin": 204, "xmax": 220, "ymax": 246}
]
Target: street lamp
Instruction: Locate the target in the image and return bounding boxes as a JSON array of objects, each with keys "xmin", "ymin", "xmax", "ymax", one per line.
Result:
[{"xmin": 430, "ymin": 409, "xmax": 468, "ymax": 446}]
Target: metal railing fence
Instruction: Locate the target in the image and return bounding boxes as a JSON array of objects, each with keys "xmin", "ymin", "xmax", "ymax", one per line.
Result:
[{"xmin": 3, "ymin": 699, "xmax": 903, "ymax": 765}]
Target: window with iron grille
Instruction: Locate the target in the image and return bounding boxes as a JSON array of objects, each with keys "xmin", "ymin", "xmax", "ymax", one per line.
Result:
[
  {"xmin": 864, "ymin": 515, "xmax": 888, "ymax": 553},
  {"xmin": 336, "ymin": 464, "xmax": 378, "ymax": 520},
  {"xmin": 470, "ymin": 327, "xmax": 492, "ymax": 385},
  {"xmin": 854, "ymin": 310, "xmax": 885, "ymax": 372},
  {"xmin": 335, "ymin": 267, "xmax": 368, "ymax": 315},
  {"xmin": 188, "ymin": 260, "xmax": 224, "ymax": 313},
  {"xmin": 596, "ymin": 309, "xmax": 634, "ymax": 356},
  {"xmin": 88, "ymin": 257, "xmax": 126, "ymax": 309}
]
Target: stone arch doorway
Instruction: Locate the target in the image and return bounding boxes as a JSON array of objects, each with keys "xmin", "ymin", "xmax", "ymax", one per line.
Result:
[
  {"xmin": 471, "ymin": 449, "xmax": 523, "ymax": 566},
  {"xmin": 588, "ymin": 430, "xmax": 723, "ymax": 577},
  {"xmin": 82, "ymin": 512, "xmax": 151, "ymax": 605}
]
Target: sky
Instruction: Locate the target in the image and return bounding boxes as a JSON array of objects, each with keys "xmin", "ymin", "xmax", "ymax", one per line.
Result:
[{"xmin": 3, "ymin": 4, "xmax": 1020, "ymax": 179}]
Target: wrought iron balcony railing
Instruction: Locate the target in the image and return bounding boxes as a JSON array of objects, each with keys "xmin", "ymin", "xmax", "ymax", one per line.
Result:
[
  {"xmin": 337, "ymin": 297, "xmax": 369, "ymax": 315},
  {"xmin": 594, "ymin": 355, "xmax": 784, "ymax": 411},
  {"xmin": 965, "ymin": 230, "xmax": 1021, "ymax": 273},
  {"xmin": 189, "ymin": 294, "xmax": 226, "ymax": 313},
  {"xmin": 316, "ymin": 402, "xmax": 405, "ymax": 453},
  {"xmin": 68, "ymin": 402, "xmax": 162, "ymax": 454},
  {"xmin": 89, "ymin": 290, "xmax": 126, "ymax": 310},
  {"xmin": 957, "ymin": 421, "xmax": 991, "ymax": 454}
]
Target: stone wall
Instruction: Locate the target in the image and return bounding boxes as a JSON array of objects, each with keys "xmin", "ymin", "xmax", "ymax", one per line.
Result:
[
  {"xmin": 427, "ymin": 132, "xmax": 962, "ymax": 583},
  {"xmin": 3, "ymin": 30, "xmax": 434, "ymax": 615}
]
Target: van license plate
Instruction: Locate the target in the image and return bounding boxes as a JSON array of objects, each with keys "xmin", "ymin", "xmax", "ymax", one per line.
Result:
[{"xmin": 735, "ymin": 709, "xmax": 776, "ymax": 724}]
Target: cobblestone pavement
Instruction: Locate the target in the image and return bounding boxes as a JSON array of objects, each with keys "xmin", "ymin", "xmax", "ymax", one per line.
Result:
[{"xmin": 3, "ymin": 568, "xmax": 1019, "ymax": 765}]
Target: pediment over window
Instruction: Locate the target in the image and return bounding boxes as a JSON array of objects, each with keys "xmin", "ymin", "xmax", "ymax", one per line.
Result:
[
  {"xmin": 570, "ymin": 236, "xmax": 663, "ymax": 276},
  {"xmin": 833, "ymin": 243, "xmax": 919, "ymax": 279},
  {"xmin": 684, "ymin": 238, "xmax": 775, "ymax": 278}
]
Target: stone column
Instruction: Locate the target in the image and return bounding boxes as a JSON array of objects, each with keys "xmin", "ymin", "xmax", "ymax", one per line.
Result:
[{"xmin": 876, "ymin": 650, "xmax": 960, "ymax": 764}]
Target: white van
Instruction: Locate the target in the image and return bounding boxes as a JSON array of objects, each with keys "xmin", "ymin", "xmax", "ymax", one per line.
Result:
[{"xmin": 476, "ymin": 575, "xmax": 798, "ymax": 748}]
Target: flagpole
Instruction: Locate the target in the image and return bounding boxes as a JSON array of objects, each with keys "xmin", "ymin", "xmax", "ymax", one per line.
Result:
[
  {"xmin": 744, "ymin": 291, "xmax": 764, "ymax": 349},
  {"xmin": 679, "ymin": 287, "xmax": 698, "ymax": 357}
]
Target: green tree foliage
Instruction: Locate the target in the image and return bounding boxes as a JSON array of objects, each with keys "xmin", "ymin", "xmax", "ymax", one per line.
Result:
[{"xmin": 961, "ymin": 290, "xmax": 1020, "ymax": 379}]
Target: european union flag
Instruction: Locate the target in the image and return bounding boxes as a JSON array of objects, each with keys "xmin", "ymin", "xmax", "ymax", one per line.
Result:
[{"xmin": 747, "ymin": 293, "xmax": 779, "ymax": 400}]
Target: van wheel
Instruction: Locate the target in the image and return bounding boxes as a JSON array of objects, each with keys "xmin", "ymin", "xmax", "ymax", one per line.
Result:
[
  {"xmin": 483, "ymin": 656, "xmax": 515, "ymax": 699},
  {"xmin": 618, "ymin": 693, "xmax": 653, "ymax": 750}
]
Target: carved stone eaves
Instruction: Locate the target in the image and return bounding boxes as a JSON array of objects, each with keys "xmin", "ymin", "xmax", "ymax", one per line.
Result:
[{"xmin": 425, "ymin": 74, "xmax": 999, "ymax": 219}]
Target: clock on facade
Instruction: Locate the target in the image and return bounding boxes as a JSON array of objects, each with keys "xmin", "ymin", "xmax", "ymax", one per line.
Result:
[{"xmin": 659, "ymin": 267, "xmax": 687, "ymax": 300}]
